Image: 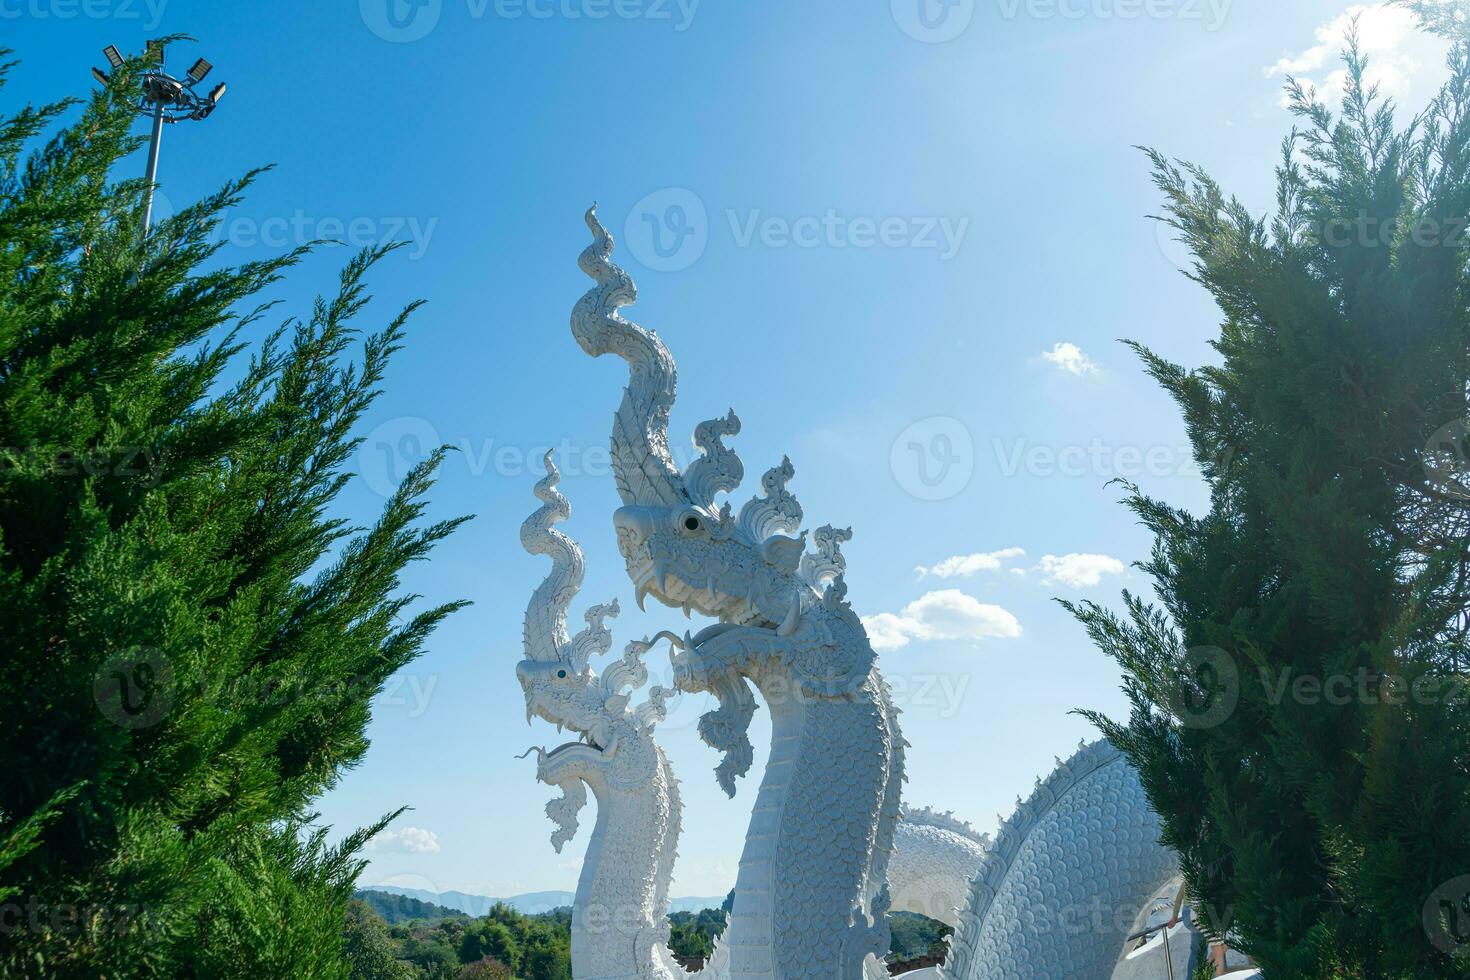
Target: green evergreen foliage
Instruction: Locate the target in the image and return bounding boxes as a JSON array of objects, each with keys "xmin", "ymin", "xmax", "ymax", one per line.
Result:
[
  {"xmin": 345, "ymin": 891, "xmax": 948, "ymax": 977},
  {"xmin": 358, "ymin": 903, "xmax": 570, "ymax": 980},
  {"xmin": 0, "ymin": 47, "xmax": 467, "ymax": 977},
  {"xmin": 357, "ymin": 889, "xmax": 468, "ymax": 926},
  {"xmin": 344, "ymin": 900, "xmax": 416, "ymax": 980},
  {"xmin": 885, "ymin": 911, "xmax": 952, "ymax": 961},
  {"xmin": 1071, "ymin": 15, "xmax": 1470, "ymax": 979},
  {"xmin": 667, "ymin": 906, "xmax": 726, "ymax": 959}
]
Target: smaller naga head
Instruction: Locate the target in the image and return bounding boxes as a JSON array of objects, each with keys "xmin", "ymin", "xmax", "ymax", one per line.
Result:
[
  {"xmin": 517, "ymin": 610, "xmax": 618, "ymax": 748},
  {"xmin": 518, "ymin": 452, "xmax": 671, "ymax": 753}
]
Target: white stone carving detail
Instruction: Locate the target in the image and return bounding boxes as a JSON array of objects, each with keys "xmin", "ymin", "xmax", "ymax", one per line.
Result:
[
  {"xmin": 516, "ymin": 453, "xmax": 686, "ymax": 980},
  {"xmin": 513, "ymin": 208, "xmax": 1182, "ymax": 980},
  {"xmin": 937, "ymin": 740, "xmax": 1180, "ymax": 980},
  {"xmin": 888, "ymin": 808, "xmax": 991, "ymax": 928},
  {"xmin": 569, "ymin": 206, "xmax": 903, "ymax": 979}
]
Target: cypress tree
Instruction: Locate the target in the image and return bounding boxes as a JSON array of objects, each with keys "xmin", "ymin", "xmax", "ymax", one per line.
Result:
[
  {"xmin": 1072, "ymin": 18, "xmax": 1470, "ymax": 979},
  {"xmin": 0, "ymin": 46, "xmax": 467, "ymax": 977}
]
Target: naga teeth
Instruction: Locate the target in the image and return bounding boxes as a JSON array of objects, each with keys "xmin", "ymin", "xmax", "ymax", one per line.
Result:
[
  {"xmin": 682, "ymin": 602, "xmax": 693, "ymax": 618},
  {"xmin": 636, "ymin": 585, "xmax": 651, "ymax": 612},
  {"xmin": 777, "ymin": 597, "xmax": 802, "ymax": 637},
  {"xmin": 526, "ymin": 705, "xmax": 534, "ymax": 725}
]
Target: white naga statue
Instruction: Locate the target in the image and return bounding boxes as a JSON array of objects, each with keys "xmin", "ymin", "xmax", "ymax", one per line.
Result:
[{"xmin": 514, "ymin": 207, "xmax": 1180, "ymax": 979}]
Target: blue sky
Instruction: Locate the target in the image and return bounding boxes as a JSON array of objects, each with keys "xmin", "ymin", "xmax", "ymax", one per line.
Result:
[{"xmin": 4, "ymin": 0, "xmax": 1453, "ymax": 899}]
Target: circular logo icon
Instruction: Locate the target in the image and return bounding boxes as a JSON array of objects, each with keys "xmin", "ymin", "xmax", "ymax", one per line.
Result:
[
  {"xmin": 623, "ymin": 188, "xmax": 709, "ymax": 273},
  {"xmin": 1154, "ymin": 217, "xmax": 1194, "ymax": 276},
  {"xmin": 1424, "ymin": 875, "xmax": 1470, "ymax": 955},
  {"xmin": 890, "ymin": 416, "xmax": 975, "ymax": 501},
  {"xmin": 358, "ymin": 416, "xmax": 442, "ymax": 498},
  {"xmin": 147, "ymin": 188, "xmax": 177, "ymax": 228},
  {"xmin": 93, "ymin": 647, "xmax": 175, "ymax": 729},
  {"xmin": 1424, "ymin": 418, "xmax": 1470, "ymax": 501},
  {"xmin": 1173, "ymin": 646, "xmax": 1239, "ymax": 730},
  {"xmin": 891, "ymin": 0, "xmax": 975, "ymax": 43},
  {"xmin": 361, "ymin": 0, "xmax": 443, "ymax": 42},
  {"xmin": 636, "ymin": 652, "xmax": 719, "ymax": 736}
]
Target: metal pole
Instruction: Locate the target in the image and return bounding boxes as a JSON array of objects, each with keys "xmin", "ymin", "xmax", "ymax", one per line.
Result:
[{"xmin": 140, "ymin": 99, "xmax": 163, "ymax": 233}]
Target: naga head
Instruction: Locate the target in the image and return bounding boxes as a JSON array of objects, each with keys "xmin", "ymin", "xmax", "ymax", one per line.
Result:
[
  {"xmin": 572, "ymin": 206, "xmax": 849, "ymax": 627},
  {"xmin": 517, "ymin": 451, "xmax": 670, "ymax": 751}
]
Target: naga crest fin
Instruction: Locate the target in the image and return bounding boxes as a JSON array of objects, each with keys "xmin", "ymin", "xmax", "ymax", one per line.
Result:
[
  {"xmin": 683, "ymin": 409, "xmax": 744, "ymax": 510},
  {"xmin": 801, "ymin": 524, "xmax": 854, "ymax": 592},
  {"xmin": 737, "ymin": 456, "xmax": 803, "ymax": 544}
]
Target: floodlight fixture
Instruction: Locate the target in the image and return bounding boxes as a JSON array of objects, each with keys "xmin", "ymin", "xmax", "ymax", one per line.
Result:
[{"xmin": 89, "ymin": 40, "xmax": 231, "ymax": 233}]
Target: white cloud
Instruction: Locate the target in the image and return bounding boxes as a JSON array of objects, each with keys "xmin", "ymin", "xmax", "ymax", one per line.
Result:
[
  {"xmin": 915, "ymin": 547, "xmax": 1025, "ymax": 579},
  {"xmin": 1036, "ymin": 553, "xmax": 1126, "ymax": 589},
  {"xmin": 861, "ymin": 589, "xmax": 1022, "ymax": 651},
  {"xmin": 1041, "ymin": 342, "xmax": 1098, "ymax": 376},
  {"xmin": 1265, "ymin": 3, "xmax": 1451, "ymax": 109},
  {"xmin": 367, "ymin": 827, "xmax": 442, "ymax": 854}
]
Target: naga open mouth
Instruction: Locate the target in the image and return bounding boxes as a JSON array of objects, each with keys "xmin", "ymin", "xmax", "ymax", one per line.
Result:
[
  {"xmin": 629, "ymin": 559, "xmax": 780, "ymax": 630},
  {"xmin": 522, "ymin": 694, "xmax": 596, "ymax": 748},
  {"xmin": 524, "ymin": 696, "xmax": 604, "ymax": 755},
  {"xmin": 629, "ymin": 558, "xmax": 727, "ymax": 618}
]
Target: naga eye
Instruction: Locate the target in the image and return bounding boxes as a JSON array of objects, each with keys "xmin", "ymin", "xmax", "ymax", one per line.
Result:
[
  {"xmin": 683, "ymin": 516, "xmax": 701, "ymax": 531},
  {"xmin": 556, "ymin": 669, "xmax": 567, "ymax": 679}
]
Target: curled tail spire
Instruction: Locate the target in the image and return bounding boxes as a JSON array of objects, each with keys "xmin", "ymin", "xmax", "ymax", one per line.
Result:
[{"xmin": 521, "ymin": 451, "xmax": 587, "ymax": 664}]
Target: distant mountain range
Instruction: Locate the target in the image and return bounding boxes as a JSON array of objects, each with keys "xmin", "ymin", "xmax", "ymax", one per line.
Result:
[{"xmin": 359, "ymin": 885, "xmax": 727, "ymax": 917}]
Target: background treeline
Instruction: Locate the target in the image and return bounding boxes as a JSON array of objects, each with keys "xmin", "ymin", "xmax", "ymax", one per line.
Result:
[{"xmin": 346, "ymin": 891, "xmax": 951, "ymax": 978}]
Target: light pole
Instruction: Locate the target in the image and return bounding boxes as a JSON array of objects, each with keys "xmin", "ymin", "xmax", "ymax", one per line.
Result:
[{"xmin": 92, "ymin": 41, "xmax": 228, "ymax": 233}]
